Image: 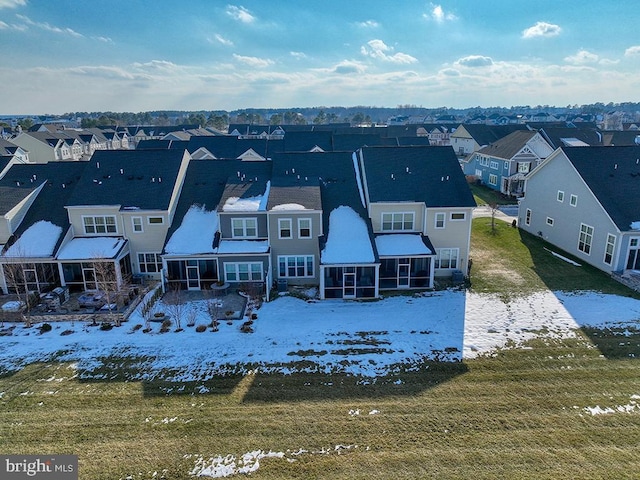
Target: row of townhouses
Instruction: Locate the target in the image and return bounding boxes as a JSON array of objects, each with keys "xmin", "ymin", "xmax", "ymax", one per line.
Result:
[{"xmin": 0, "ymin": 146, "xmax": 476, "ymax": 300}]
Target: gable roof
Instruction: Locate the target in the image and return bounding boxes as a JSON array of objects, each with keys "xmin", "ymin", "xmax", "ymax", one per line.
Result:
[
  {"xmin": 561, "ymin": 146, "xmax": 640, "ymax": 231},
  {"xmin": 358, "ymin": 146, "xmax": 476, "ymax": 208},
  {"xmin": 454, "ymin": 124, "xmax": 529, "ymax": 146},
  {"xmin": 283, "ymin": 131, "xmax": 333, "ymax": 152},
  {"xmin": 332, "ymin": 133, "xmax": 390, "ymax": 151},
  {"xmin": 539, "ymin": 126, "xmax": 603, "ymax": 149},
  {"xmin": 67, "ymin": 149, "xmax": 187, "ymax": 210},
  {"xmin": 218, "ymin": 161, "xmax": 273, "ymax": 212},
  {"xmin": 477, "ymin": 130, "xmax": 539, "ymax": 160}
]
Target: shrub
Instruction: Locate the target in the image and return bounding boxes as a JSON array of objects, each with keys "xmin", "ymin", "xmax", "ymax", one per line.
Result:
[
  {"xmin": 60, "ymin": 329, "xmax": 74, "ymax": 336},
  {"xmin": 195, "ymin": 324, "xmax": 207, "ymax": 333},
  {"xmin": 39, "ymin": 323, "xmax": 52, "ymax": 334},
  {"xmin": 240, "ymin": 321, "xmax": 254, "ymax": 333},
  {"xmin": 132, "ymin": 324, "xmax": 143, "ymax": 332},
  {"xmin": 100, "ymin": 322, "xmax": 113, "ymax": 331}
]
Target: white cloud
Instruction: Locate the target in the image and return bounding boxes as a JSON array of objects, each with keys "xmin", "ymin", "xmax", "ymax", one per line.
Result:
[
  {"xmin": 564, "ymin": 49, "xmax": 599, "ymax": 65},
  {"xmin": 522, "ymin": 21, "xmax": 561, "ymax": 38},
  {"xmin": 425, "ymin": 4, "xmax": 457, "ymax": 23},
  {"xmin": 361, "ymin": 39, "xmax": 417, "ymax": 64},
  {"xmin": 92, "ymin": 36, "xmax": 113, "ymax": 43},
  {"xmin": 624, "ymin": 45, "xmax": 640, "ymax": 57},
  {"xmin": 0, "ymin": 0, "xmax": 26, "ymax": 9},
  {"xmin": 226, "ymin": 5, "xmax": 255, "ymax": 24},
  {"xmin": 332, "ymin": 60, "xmax": 367, "ymax": 74},
  {"xmin": 455, "ymin": 55, "xmax": 494, "ymax": 67},
  {"xmin": 356, "ymin": 20, "xmax": 379, "ymax": 28},
  {"xmin": 232, "ymin": 54, "xmax": 273, "ymax": 68},
  {"xmin": 15, "ymin": 14, "xmax": 83, "ymax": 37},
  {"xmin": 212, "ymin": 33, "xmax": 233, "ymax": 46},
  {"xmin": 290, "ymin": 51, "xmax": 306, "ymax": 59}
]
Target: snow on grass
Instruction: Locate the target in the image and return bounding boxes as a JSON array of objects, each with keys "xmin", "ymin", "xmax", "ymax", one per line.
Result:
[
  {"xmin": 0, "ymin": 290, "xmax": 639, "ymax": 381},
  {"xmin": 582, "ymin": 395, "xmax": 640, "ymax": 415},
  {"xmin": 544, "ymin": 247, "xmax": 581, "ymax": 266}
]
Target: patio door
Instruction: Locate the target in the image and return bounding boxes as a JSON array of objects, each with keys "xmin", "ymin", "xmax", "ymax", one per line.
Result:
[
  {"xmin": 397, "ymin": 259, "xmax": 410, "ymax": 288},
  {"xmin": 186, "ymin": 261, "xmax": 200, "ymax": 290},
  {"xmin": 627, "ymin": 238, "xmax": 640, "ymax": 270},
  {"xmin": 82, "ymin": 267, "xmax": 97, "ymax": 290},
  {"xmin": 343, "ymin": 268, "xmax": 356, "ymax": 299}
]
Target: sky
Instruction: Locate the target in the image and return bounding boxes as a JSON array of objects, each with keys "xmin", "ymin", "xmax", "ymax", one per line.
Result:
[{"xmin": 1, "ymin": 0, "xmax": 640, "ymax": 114}]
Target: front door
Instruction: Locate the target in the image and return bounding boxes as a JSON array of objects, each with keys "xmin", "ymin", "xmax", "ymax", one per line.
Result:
[
  {"xmin": 343, "ymin": 269, "xmax": 356, "ymax": 299},
  {"xmin": 187, "ymin": 264, "xmax": 200, "ymax": 290},
  {"xmin": 397, "ymin": 259, "xmax": 410, "ymax": 288}
]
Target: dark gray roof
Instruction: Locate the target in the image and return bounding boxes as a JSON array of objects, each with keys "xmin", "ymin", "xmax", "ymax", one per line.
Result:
[
  {"xmin": 187, "ymin": 136, "xmax": 283, "ymax": 159},
  {"xmin": 0, "ymin": 162, "xmax": 89, "ymax": 253},
  {"xmin": 477, "ymin": 130, "xmax": 539, "ymax": 159},
  {"xmin": 562, "ymin": 146, "xmax": 640, "ymax": 231},
  {"xmin": 0, "ymin": 138, "xmax": 20, "ymax": 156},
  {"xmin": 458, "ymin": 124, "xmax": 530, "ymax": 147},
  {"xmin": 67, "ymin": 149, "xmax": 187, "ymax": 210},
  {"xmin": 218, "ymin": 161, "xmax": 273, "ymax": 209},
  {"xmin": 332, "ymin": 133, "xmax": 390, "ymax": 151},
  {"xmin": 601, "ymin": 131, "xmax": 640, "ymax": 147},
  {"xmin": 137, "ymin": 139, "xmax": 189, "ymax": 150},
  {"xmin": 397, "ymin": 136, "xmax": 432, "ymax": 146},
  {"xmin": 283, "ymin": 131, "xmax": 333, "ymax": 152},
  {"xmin": 359, "ymin": 146, "xmax": 476, "ymax": 208},
  {"xmin": 539, "ymin": 126, "xmax": 603, "ymax": 148}
]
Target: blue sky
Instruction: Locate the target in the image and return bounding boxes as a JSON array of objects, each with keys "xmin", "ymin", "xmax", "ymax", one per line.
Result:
[{"xmin": 1, "ymin": 0, "xmax": 639, "ymax": 114}]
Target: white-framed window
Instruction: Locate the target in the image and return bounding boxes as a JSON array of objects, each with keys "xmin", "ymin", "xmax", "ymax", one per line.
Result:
[
  {"xmin": 381, "ymin": 212, "xmax": 414, "ymax": 231},
  {"xmin": 224, "ymin": 262, "xmax": 263, "ymax": 282},
  {"xmin": 435, "ymin": 248, "xmax": 459, "ymax": 269},
  {"xmin": 435, "ymin": 212, "xmax": 446, "ymax": 229},
  {"xmin": 546, "ymin": 217, "xmax": 554, "ymax": 226},
  {"xmin": 578, "ymin": 223, "xmax": 594, "ymax": 255},
  {"xmin": 570, "ymin": 194, "xmax": 578, "ymax": 207},
  {"xmin": 490, "ymin": 160, "xmax": 499, "ymax": 170},
  {"xmin": 83, "ymin": 215, "xmax": 117, "ymax": 234},
  {"xmin": 450, "ymin": 212, "xmax": 466, "ymax": 221},
  {"xmin": 138, "ymin": 253, "xmax": 162, "ymax": 273},
  {"xmin": 504, "ymin": 161, "xmax": 509, "ymax": 170},
  {"xmin": 148, "ymin": 216, "xmax": 164, "ymax": 225},
  {"xmin": 488, "ymin": 174, "xmax": 498, "ymax": 186},
  {"xmin": 132, "ymin": 216, "xmax": 143, "ymax": 233},
  {"xmin": 557, "ymin": 191, "xmax": 564, "ymax": 202},
  {"xmin": 298, "ymin": 218, "xmax": 312, "ymax": 238},
  {"xmin": 525, "ymin": 208, "xmax": 531, "ymax": 226},
  {"xmin": 278, "ymin": 255, "xmax": 314, "ymax": 278},
  {"xmin": 231, "ymin": 218, "xmax": 258, "ymax": 238},
  {"xmin": 517, "ymin": 162, "xmax": 530, "ymax": 173},
  {"xmin": 475, "ymin": 169, "xmax": 483, "ymax": 178},
  {"xmin": 278, "ymin": 218, "xmax": 292, "ymax": 239},
  {"xmin": 478, "ymin": 156, "xmax": 489, "ymax": 167},
  {"xmin": 604, "ymin": 234, "xmax": 616, "ymax": 265}
]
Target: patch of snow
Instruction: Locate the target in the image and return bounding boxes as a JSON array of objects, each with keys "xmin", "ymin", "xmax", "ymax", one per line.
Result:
[
  {"xmin": 271, "ymin": 203, "xmax": 308, "ymax": 211},
  {"xmin": 321, "ymin": 206, "xmax": 374, "ymax": 264},
  {"xmin": 222, "ymin": 181, "xmax": 270, "ymax": 212},
  {"xmin": 216, "ymin": 240, "xmax": 269, "ymax": 254},
  {"xmin": 56, "ymin": 237, "xmax": 126, "ymax": 260},
  {"xmin": 1, "ymin": 300, "xmax": 24, "ymax": 311},
  {"xmin": 544, "ymin": 247, "xmax": 581, "ymax": 266},
  {"xmin": 165, "ymin": 205, "xmax": 218, "ymax": 255},
  {"xmin": 3, "ymin": 221, "xmax": 62, "ymax": 258},
  {"xmin": 630, "ymin": 221, "xmax": 640, "ymax": 230},
  {"xmin": 375, "ymin": 234, "xmax": 432, "ymax": 256}
]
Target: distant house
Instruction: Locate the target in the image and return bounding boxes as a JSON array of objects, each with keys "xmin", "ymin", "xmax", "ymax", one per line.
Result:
[
  {"xmin": 465, "ymin": 130, "xmax": 553, "ymax": 196},
  {"xmin": 519, "ymin": 146, "xmax": 640, "ymax": 279},
  {"xmin": 451, "ymin": 124, "xmax": 530, "ymax": 158}
]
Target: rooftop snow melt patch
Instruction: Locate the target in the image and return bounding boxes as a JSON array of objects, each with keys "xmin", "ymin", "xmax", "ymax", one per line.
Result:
[
  {"xmin": 222, "ymin": 181, "xmax": 270, "ymax": 212},
  {"xmin": 3, "ymin": 221, "xmax": 62, "ymax": 258},
  {"xmin": 165, "ymin": 205, "xmax": 218, "ymax": 255},
  {"xmin": 321, "ymin": 206, "xmax": 375, "ymax": 264},
  {"xmin": 375, "ymin": 234, "xmax": 432, "ymax": 256}
]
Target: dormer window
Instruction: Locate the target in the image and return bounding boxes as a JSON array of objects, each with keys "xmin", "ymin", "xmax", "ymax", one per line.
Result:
[{"xmin": 232, "ymin": 218, "xmax": 258, "ymax": 238}]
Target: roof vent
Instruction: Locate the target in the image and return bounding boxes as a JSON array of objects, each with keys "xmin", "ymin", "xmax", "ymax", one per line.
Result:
[
  {"xmin": 96, "ymin": 162, "xmax": 100, "ymax": 169},
  {"xmin": 614, "ymin": 164, "xmax": 618, "ymax": 170},
  {"xmin": 120, "ymin": 168, "xmax": 124, "ymax": 175},
  {"xmin": 15, "ymin": 181, "xmax": 20, "ymax": 186}
]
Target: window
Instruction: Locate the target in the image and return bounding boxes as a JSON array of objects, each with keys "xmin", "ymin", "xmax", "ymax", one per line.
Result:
[
  {"xmin": 278, "ymin": 218, "xmax": 292, "ymax": 239},
  {"xmin": 570, "ymin": 194, "xmax": 578, "ymax": 207},
  {"xmin": 604, "ymin": 234, "xmax": 616, "ymax": 265},
  {"xmin": 488, "ymin": 174, "xmax": 498, "ymax": 186},
  {"xmin": 578, "ymin": 223, "xmax": 594, "ymax": 255},
  {"xmin": 490, "ymin": 161, "xmax": 499, "ymax": 170},
  {"xmin": 546, "ymin": 217, "xmax": 554, "ymax": 226},
  {"xmin": 450, "ymin": 212, "xmax": 466, "ymax": 221},
  {"xmin": 475, "ymin": 169, "xmax": 483, "ymax": 178},
  {"xmin": 138, "ymin": 253, "xmax": 162, "ymax": 273},
  {"xmin": 278, "ymin": 255, "xmax": 314, "ymax": 278},
  {"xmin": 83, "ymin": 215, "xmax": 117, "ymax": 234},
  {"xmin": 132, "ymin": 216, "xmax": 143, "ymax": 233},
  {"xmin": 435, "ymin": 212, "xmax": 445, "ymax": 229},
  {"xmin": 224, "ymin": 262, "xmax": 263, "ymax": 282},
  {"xmin": 504, "ymin": 161, "xmax": 509, "ymax": 170},
  {"xmin": 557, "ymin": 191, "xmax": 564, "ymax": 202},
  {"xmin": 478, "ymin": 156, "xmax": 489, "ymax": 167},
  {"xmin": 231, "ymin": 218, "xmax": 258, "ymax": 238},
  {"xmin": 148, "ymin": 216, "xmax": 164, "ymax": 225},
  {"xmin": 525, "ymin": 208, "xmax": 531, "ymax": 226},
  {"xmin": 517, "ymin": 162, "xmax": 530, "ymax": 173},
  {"xmin": 381, "ymin": 212, "xmax": 414, "ymax": 231},
  {"xmin": 298, "ymin": 218, "xmax": 312, "ymax": 238},
  {"xmin": 435, "ymin": 248, "xmax": 459, "ymax": 269}
]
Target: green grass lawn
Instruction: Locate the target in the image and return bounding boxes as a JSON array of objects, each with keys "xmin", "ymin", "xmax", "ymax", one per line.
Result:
[
  {"xmin": 468, "ymin": 182, "xmax": 518, "ymax": 206},
  {"xmin": 1, "ymin": 219, "xmax": 640, "ymax": 479}
]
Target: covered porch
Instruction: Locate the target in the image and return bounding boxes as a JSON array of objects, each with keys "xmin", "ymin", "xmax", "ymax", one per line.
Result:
[
  {"xmin": 320, "ymin": 264, "xmax": 379, "ymax": 299},
  {"xmin": 375, "ymin": 233, "xmax": 435, "ymax": 290}
]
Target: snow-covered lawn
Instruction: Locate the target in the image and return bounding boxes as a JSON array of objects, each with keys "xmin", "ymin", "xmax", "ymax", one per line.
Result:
[{"xmin": 1, "ymin": 290, "xmax": 639, "ymax": 380}]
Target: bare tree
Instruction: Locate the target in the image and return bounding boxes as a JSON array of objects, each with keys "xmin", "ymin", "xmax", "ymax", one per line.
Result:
[
  {"xmin": 2, "ymin": 249, "xmax": 37, "ymax": 328},
  {"xmin": 164, "ymin": 284, "xmax": 185, "ymax": 331},
  {"xmin": 204, "ymin": 289, "xmax": 221, "ymax": 330},
  {"xmin": 489, "ymin": 202, "xmax": 500, "ymax": 234},
  {"xmin": 92, "ymin": 259, "xmax": 121, "ymax": 326}
]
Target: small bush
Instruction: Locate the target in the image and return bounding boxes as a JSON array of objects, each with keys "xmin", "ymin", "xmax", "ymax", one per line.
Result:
[
  {"xmin": 100, "ymin": 322, "xmax": 113, "ymax": 331},
  {"xmin": 161, "ymin": 318, "xmax": 172, "ymax": 329},
  {"xmin": 240, "ymin": 321, "xmax": 254, "ymax": 333},
  {"xmin": 195, "ymin": 324, "xmax": 207, "ymax": 333},
  {"xmin": 132, "ymin": 324, "xmax": 143, "ymax": 332},
  {"xmin": 39, "ymin": 323, "xmax": 52, "ymax": 334},
  {"xmin": 60, "ymin": 329, "xmax": 74, "ymax": 336}
]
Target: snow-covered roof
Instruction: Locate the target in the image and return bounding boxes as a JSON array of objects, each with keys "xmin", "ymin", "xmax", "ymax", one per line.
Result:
[
  {"xmin": 216, "ymin": 240, "xmax": 269, "ymax": 254},
  {"xmin": 56, "ymin": 237, "xmax": 126, "ymax": 260},
  {"xmin": 165, "ymin": 205, "xmax": 218, "ymax": 255},
  {"xmin": 375, "ymin": 234, "xmax": 432, "ymax": 256},
  {"xmin": 321, "ymin": 206, "xmax": 375, "ymax": 264},
  {"xmin": 271, "ymin": 203, "xmax": 308, "ymax": 211},
  {"xmin": 3, "ymin": 220, "xmax": 62, "ymax": 258},
  {"xmin": 222, "ymin": 181, "xmax": 270, "ymax": 212}
]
